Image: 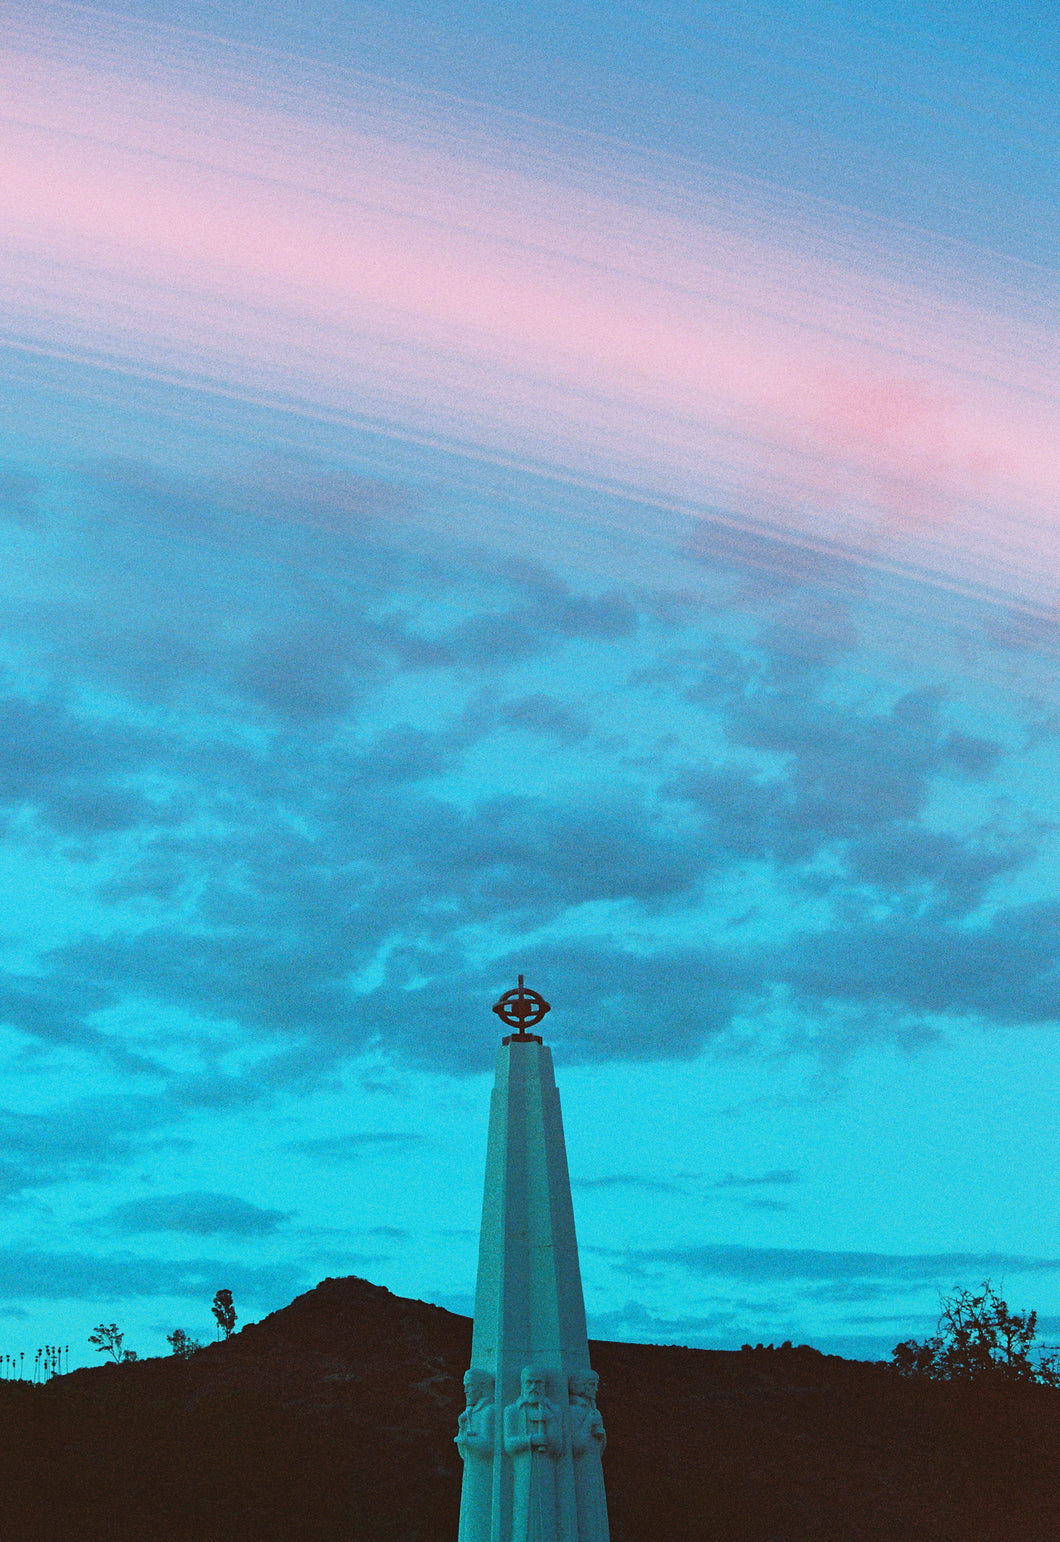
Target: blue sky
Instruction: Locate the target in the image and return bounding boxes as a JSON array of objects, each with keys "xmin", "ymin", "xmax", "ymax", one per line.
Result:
[{"xmin": 0, "ymin": 0, "xmax": 1059, "ymax": 1369}]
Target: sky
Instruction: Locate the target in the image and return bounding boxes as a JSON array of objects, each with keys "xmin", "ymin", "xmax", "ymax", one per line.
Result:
[{"xmin": 0, "ymin": 0, "xmax": 1059, "ymax": 1372}]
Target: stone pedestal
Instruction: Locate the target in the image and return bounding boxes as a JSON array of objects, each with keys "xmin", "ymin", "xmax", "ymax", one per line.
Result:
[{"xmin": 456, "ymin": 986, "xmax": 609, "ymax": 1542}]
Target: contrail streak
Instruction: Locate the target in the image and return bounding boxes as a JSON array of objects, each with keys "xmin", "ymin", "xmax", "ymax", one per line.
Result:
[{"xmin": 2, "ymin": 3, "xmax": 1058, "ymax": 609}]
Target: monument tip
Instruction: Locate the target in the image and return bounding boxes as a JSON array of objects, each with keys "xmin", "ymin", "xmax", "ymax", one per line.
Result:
[{"xmin": 492, "ymin": 974, "xmax": 550, "ymax": 1044}]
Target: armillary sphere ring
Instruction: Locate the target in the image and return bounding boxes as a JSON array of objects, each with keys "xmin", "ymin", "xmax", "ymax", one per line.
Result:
[{"xmin": 492, "ymin": 975, "xmax": 551, "ymax": 1032}]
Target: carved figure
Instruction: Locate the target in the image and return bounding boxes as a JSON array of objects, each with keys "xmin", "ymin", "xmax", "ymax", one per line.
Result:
[
  {"xmin": 504, "ymin": 1365, "xmax": 563, "ymax": 1541},
  {"xmin": 456, "ymin": 1368, "xmax": 495, "ymax": 1542},
  {"xmin": 568, "ymin": 1371, "xmax": 609, "ymax": 1542}
]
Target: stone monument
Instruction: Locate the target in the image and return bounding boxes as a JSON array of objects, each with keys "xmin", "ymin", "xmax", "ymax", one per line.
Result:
[{"xmin": 456, "ymin": 977, "xmax": 609, "ymax": 1542}]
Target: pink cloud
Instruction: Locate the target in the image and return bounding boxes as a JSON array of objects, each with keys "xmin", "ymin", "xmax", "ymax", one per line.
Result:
[{"xmin": 2, "ymin": 6, "xmax": 1058, "ymax": 607}]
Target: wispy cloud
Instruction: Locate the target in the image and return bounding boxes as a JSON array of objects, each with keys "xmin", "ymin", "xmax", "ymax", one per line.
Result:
[
  {"xmin": 100, "ymin": 1191, "xmax": 292, "ymax": 1237},
  {"xmin": 0, "ymin": 1097, "xmax": 184, "ymax": 1197},
  {"xmin": 0, "ymin": 1246, "xmax": 304, "ymax": 1304},
  {"xmin": 574, "ymin": 1175, "xmax": 684, "ymax": 1193},
  {"xmin": 288, "ymin": 1133, "xmax": 423, "ymax": 1163},
  {"xmin": 714, "ymin": 1170, "xmax": 800, "ymax": 1188},
  {"xmin": 623, "ymin": 1245, "xmax": 1060, "ymax": 1284}
]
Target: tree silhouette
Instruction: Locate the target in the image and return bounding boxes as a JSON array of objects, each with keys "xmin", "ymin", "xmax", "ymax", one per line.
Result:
[
  {"xmin": 89, "ymin": 1323, "xmax": 137, "ymax": 1363},
  {"xmin": 211, "ymin": 1289, "xmax": 236, "ymax": 1339},
  {"xmin": 893, "ymin": 1281, "xmax": 1060, "ymax": 1386}
]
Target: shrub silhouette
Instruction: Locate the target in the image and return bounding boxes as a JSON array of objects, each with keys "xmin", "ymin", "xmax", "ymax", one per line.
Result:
[{"xmin": 166, "ymin": 1329, "xmax": 204, "ymax": 1358}]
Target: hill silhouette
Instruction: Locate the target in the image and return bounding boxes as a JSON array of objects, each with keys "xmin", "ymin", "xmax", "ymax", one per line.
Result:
[{"xmin": 2, "ymin": 1274, "xmax": 1060, "ymax": 1539}]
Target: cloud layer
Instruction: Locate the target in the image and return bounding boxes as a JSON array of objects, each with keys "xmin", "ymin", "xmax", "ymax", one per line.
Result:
[{"xmin": 0, "ymin": 447, "xmax": 1049, "ymax": 1114}]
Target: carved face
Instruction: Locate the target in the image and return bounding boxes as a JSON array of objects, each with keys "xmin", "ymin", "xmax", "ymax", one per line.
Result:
[
  {"xmin": 464, "ymin": 1370, "xmax": 491, "ymax": 1404},
  {"xmin": 521, "ymin": 1367, "xmax": 547, "ymax": 1399},
  {"xmin": 568, "ymin": 1372, "xmax": 598, "ymax": 1403}
]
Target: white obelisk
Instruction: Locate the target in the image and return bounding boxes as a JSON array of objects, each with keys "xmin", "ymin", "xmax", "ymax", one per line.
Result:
[{"xmin": 455, "ymin": 978, "xmax": 609, "ymax": 1542}]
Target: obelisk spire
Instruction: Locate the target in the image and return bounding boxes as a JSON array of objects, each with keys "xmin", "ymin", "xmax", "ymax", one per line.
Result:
[{"xmin": 456, "ymin": 980, "xmax": 609, "ymax": 1542}]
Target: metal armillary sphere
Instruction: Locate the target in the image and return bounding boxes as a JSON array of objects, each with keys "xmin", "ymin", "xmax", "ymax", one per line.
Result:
[{"xmin": 492, "ymin": 975, "xmax": 551, "ymax": 1036}]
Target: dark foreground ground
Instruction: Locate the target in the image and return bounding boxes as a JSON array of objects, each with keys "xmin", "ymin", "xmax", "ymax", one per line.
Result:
[{"xmin": 3, "ymin": 1274, "xmax": 1060, "ymax": 1540}]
